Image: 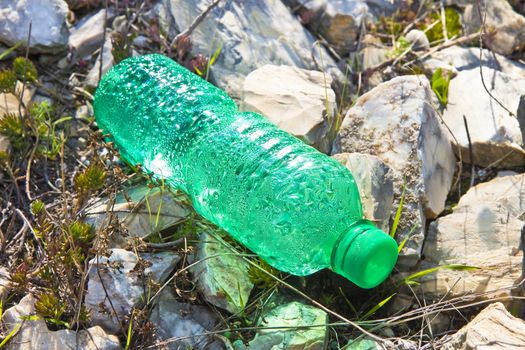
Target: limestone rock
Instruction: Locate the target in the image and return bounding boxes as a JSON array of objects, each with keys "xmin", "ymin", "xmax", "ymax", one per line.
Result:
[
  {"xmin": 441, "ymin": 303, "xmax": 525, "ymax": 349},
  {"xmin": 150, "ymin": 288, "xmax": 223, "ymax": 350},
  {"xmin": 84, "ymin": 185, "xmax": 190, "ymax": 248},
  {"xmin": 85, "ymin": 249, "xmax": 180, "ymax": 333},
  {"xmin": 333, "ymin": 153, "xmax": 394, "ymax": 231},
  {"xmin": 333, "ymin": 75, "xmax": 456, "ymax": 268},
  {"xmin": 423, "ymin": 46, "xmax": 525, "ymax": 78},
  {"xmin": 286, "ymin": 0, "xmax": 369, "ymax": 55},
  {"xmin": 0, "ymin": 83, "xmax": 35, "ymax": 115},
  {"xmin": 283, "ymin": 0, "xmax": 396, "ymax": 55},
  {"xmin": 0, "ymin": 0, "xmax": 69, "ymax": 53},
  {"xmin": 242, "ymin": 64, "xmax": 337, "ymax": 153},
  {"xmin": 165, "ymin": 0, "xmax": 344, "ymax": 99},
  {"xmin": 85, "ymin": 34, "xmax": 113, "ymax": 88},
  {"xmin": 405, "ymin": 29, "xmax": 429, "ymax": 51},
  {"xmin": 70, "ymin": 9, "xmax": 109, "ymax": 58},
  {"xmin": 191, "ymin": 233, "xmax": 253, "ymax": 314},
  {"xmin": 235, "ymin": 301, "xmax": 328, "ymax": 350},
  {"xmin": 421, "ymin": 174, "xmax": 525, "ymax": 299},
  {"xmin": 443, "ymin": 68, "xmax": 525, "ymax": 168},
  {"xmin": 346, "ymin": 338, "xmax": 417, "ymax": 350},
  {"xmin": 2, "ymin": 295, "xmax": 120, "ymax": 350},
  {"xmin": 463, "ymin": 0, "xmax": 525, "ymax": 55}
]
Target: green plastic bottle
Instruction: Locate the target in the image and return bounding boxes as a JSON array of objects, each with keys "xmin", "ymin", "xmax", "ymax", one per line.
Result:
[{"xmin": 94, "ymin": 54, "xmax": 398, "ymax": 288}]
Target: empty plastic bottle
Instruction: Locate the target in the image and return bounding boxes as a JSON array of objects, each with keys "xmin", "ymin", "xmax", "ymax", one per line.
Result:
[{"xmin": 94, "ymin": 54, "xmax": 398, "ymax": 288}]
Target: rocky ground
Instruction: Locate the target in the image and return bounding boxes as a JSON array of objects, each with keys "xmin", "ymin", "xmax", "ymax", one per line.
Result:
[{"xmin": 0, "ymin": 0, "xmax": 525, "ymax": 349}]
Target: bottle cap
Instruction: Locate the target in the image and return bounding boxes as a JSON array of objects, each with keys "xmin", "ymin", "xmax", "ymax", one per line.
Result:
[{"xmin": 331, "ymin": 221, "xmax": 398, "ymax": 288}]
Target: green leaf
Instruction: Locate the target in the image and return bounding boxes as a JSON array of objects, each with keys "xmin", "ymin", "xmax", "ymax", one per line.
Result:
[
  {"xmin": 0, "ymin": 322, "xmax": 22, "ymax": 348},
  {"xmin": 360, "ymin": 293, "xmax": 396, "ymax": 320},
  {"xmin": 403, "ymin": 264, "xmax": 480, "ymax": 284},
  {"xmin": 12, "ymin": 57, "xmax": 38, "ymax": 82},
  {"xmin": 194, "ymin": 66, "xmax": 203, "ymax": 76},
  {"xmin": 390, "ymin": 179, "xmax": 406, "ymax": 238},
  {"xmin": 397, "ymin": 224, "xmax": 418, "ymax": 253},
  {"xmin": 0, "ymin": 42, "xmax": 22, "ymax": 61},
  {"xmin": 425, "ymin": 8, "xmax": 461, "ymax": 44},
  {"xmin": 209, "ymin": 42, "xmax": 223, "ymax": 66},
  {"xmin": 431, "ymin": 68, "xmax": 452, "ymax": 106}
]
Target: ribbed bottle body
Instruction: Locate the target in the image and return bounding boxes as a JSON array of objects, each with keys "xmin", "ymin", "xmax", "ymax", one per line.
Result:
[{"xmin": 94, "ymin": 54, "xmax": 364, "ymax": 275}]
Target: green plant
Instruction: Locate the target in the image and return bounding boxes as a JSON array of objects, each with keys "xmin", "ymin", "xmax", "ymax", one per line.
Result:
[
  {"xmin": 0, "ymin": 70, "xmax": 16, "ymax": 93},
  {"xmin": 402, "ymin": 264, "xmax": 479, "ymax": 286},
  {"xmin": 12, "ymin": 57, "xmax": 38, "ymax": 83},
  {"xmin": 35, "ymin": 291, "xmax": 69, "ymax": 328},
  {"xmin": 431, "ymin": 68, "xmax": 452, "ymax": 106},
  {"xmin": 247, "ymin": 258, "xmax": 279, "ymax": 289},
  {"xmin": 74, "ymin": 163, "xmax": 107, "ymax": 196},
  {"xmin": 390, "ymin": 179, "xmax": 406, "ymax": 238},
  {"xmin": 387, "ymin": 36, "xmax": 411, "ymax": 59},
  {"xmin": 424, "ymin": 8, "xmax": 461, "ymax": 44},
  {"xmin": 69, "ymin": 221, "xmax": 95, "ymax": 245}
]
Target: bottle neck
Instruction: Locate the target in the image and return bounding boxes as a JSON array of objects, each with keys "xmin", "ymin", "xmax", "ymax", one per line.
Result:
[{"xmin": 331, "ymin": 220, "xmax": 398, "ymax": 288}]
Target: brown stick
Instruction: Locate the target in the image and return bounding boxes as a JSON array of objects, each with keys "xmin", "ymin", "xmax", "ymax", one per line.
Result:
[{"xmin": 170, "ymin": 0, "xmax": 222, "ymax": 48}]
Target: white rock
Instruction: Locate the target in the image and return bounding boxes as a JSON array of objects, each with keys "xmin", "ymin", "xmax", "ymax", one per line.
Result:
[
  {"xmin": 150, "ymin": 288, "xmax": 223, "ymax": 350},
  {"xmin": 423, "ymin": 46, "xmax": 525, "ymax": 78},
  {"xmin": 191, "ymin": 233, "xmax": 253, "ymax": 314},
  {"xmin": 441, "ymin": 303, "xmax": 525, "ymax": 349},
  {"xmin": 359, "ymin": 34, "xmax": 388, "ymax": 70},
  {"xmin": 84, "ymin": 185, "xmax": 190, "ymax": 248},
  {"xmin": 0, "ymin": 82, "xmax": 35, "ymax": 115},
  {"xmin": 463, "ymin": 0, "xmax": 525, "ymax": 55},
  {"xmin": 405, "ymin": 29, "xmax": 429, "ymax": 51},
  {"xmin": 443, "ymin": 68, "xmax": 525, "ymax": 168},
  {"xmin": 85, "ymin": 34, "xmax": 113, "ymax": 88},
  {"xmin": 333, "ymin": 153, "xmax": 394, "ymax": 231},
  {"xmin": 0, "ymin": 0, "xmax": 69, "ymax": 53},
  {"xmin": 333, "ymin": 75, "xmax": 456, "ymax": 268},
  {"xmin": 69, "ymin": 9, "xmax": 109, "ymax": 58},
  {"xmin": 241, "ymin": 64, "xmax": 337, "ymax": 153},
  {"xmin": 85, "ymin": 249, "xmax": 180, "ymax": 333},
  {"xmin": 236, "ymin": 301, "xmax": 327, "ymax": 350},
  {"xmin": 2, "ymin": 294, "xmax": 120, "ymax": 350},
  {"xmin": 421, "ymin": 174, "xmax": 525, "ymax": 299},
  {"xmin": 287, "ymin": 0, "xmax": 370, "ymax": 55},
  {"xmin": 165, "ymin": 0, "xmax": 344, "ymax": 99},
  {"xmin": 346, "ymin": 338, "xmax": 417, "ymax": 350}
]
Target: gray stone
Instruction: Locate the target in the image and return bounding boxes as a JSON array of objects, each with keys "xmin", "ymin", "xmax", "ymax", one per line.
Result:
[
  {"xmin": 359, "ymin": 35, "xmax": 388, "ymax": 71},
  {"xmin": 84, "ymin": 185, "xmax": 190, "ymax": 248},
  {"xmin": 421, "ymin": 173, "xmax": 525, "ymax": 299},
  {"xmin": 241, "ymin": 64, "xmax": 337, "ymax": 153},
  {"xmin": 463, "ymin": 0, "xmax": 525, "ymax": 55},
  {"xmin": 333, "ymin": 75, "xmax": 456, "ymax": 268},
  {"xmin": 0, "ymin": 0, "xmax": 69, "ymax": 53},
  {"xmin": 332, "ymin": 153, "xmax": 394, "ymax": 231},
  {"xmin": 85, "ymin": 249, "xmax": 180, "ymax": 333},
  {"xmin": 191, "ymin": 233, "xmax": 253, "ymax": 314},
  {"xmin": 441, "ymin": 303, "xmax": 525, "ymax": 349},
  {"xmin": 346, "ymin": 338, "xmax": 417, "ymax": 350},
  {"xmin": 165, "ymin": 0, "xmax": 344, "ymax": 100},
  {"xmin": 2, "ymin": 294, "xmax": 120, "ymax": 350},
  {"xmin": 443, "ymin": 68, "xmax": 525, "ymax": 168},
  {"xmin": 150, "ymin": 288, "xmax": 223, "ymax": 350},
  {"xmin": 85, "ymin": 34, "xmax": 113, "ymax": 88},
  {"xmin": 70, "ymin": 9, "xmax": 109, "ymax": 58},
  {"xmin": 235, "ymin": 301, "xmax": 327, "ymax": 350},
  {"xmin": 405, "ymin": 29, "xmax": 429, "ymax": 51},
  {"xmin": 423, "ymin": 46, "xmax": 525, "ymax": 78},
  {"xmin": 286, "ymin": 0, "xmax": 370, "ymax": 55},
  {"xmin": 0, "ymin": 83, "xmax": 35, "ymax": 115}
]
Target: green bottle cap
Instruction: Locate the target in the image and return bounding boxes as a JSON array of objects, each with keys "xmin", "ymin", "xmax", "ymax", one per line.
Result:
[{"xmin": 331, "ymin": 221, "xmax": 398, "ymax": 288}]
